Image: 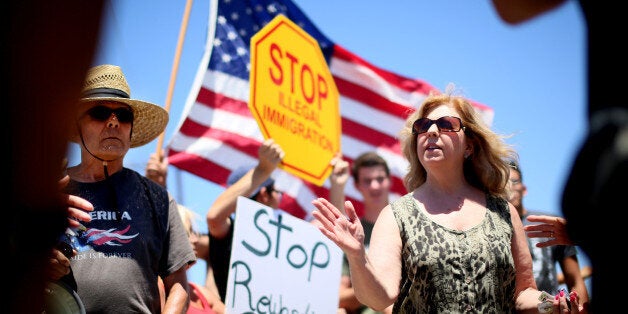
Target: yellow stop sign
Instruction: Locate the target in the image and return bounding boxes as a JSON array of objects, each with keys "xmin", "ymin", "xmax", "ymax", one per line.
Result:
[{"xmin": 249, "ymin": 14, "xmax": 341, "ymax": 186}]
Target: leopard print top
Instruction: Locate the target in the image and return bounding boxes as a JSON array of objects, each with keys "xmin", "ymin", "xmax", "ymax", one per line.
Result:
[{"xmin": 391, "ymin": 193, "xmax": 516, "ymax": 314}]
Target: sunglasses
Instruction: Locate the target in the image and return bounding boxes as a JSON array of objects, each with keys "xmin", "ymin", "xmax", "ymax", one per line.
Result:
[
  {"xmin": 412, "ymin": 116, "xmax": 465, "ymax": 134},
  {"xmin": 267, "ymin": 185, "xmax": 283, "ymax": 197},
  {"xmin": 85, "ymin": 106, "xmax": 134, "ymax": 123}
]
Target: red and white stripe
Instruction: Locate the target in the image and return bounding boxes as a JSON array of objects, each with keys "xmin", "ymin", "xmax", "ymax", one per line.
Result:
[{"xmin": 167, "ymin": 42, "xmax": 493, "ymax": 220}]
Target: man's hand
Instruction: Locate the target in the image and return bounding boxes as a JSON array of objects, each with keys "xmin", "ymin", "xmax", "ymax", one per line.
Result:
[
  {"xmin": 58, "ymin": 175, "xmax": 93, "ymax": 228},
  {"xmin": 145, "ymin": 151, "xmax": 168, "ymax": 187}
]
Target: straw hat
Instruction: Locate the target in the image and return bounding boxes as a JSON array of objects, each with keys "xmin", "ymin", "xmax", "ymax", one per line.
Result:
[{"xmin": 73, "ymin": 64, "xmax": 168, "ymax": 148}]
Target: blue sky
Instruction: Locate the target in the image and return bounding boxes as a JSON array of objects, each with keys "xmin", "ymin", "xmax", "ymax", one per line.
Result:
[{"xmin": 68, "ymin": 0, "xmax": 588, "ymax": 289}]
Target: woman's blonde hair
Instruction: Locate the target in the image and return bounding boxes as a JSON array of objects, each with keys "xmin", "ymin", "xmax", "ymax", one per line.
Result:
[
  {"xmin": 177, "ymin": 204, "xmax": 200, "ymax": 235},
  {"xmin": 399, "ymin": 89, "xmax": 516, "ymax": 198}
]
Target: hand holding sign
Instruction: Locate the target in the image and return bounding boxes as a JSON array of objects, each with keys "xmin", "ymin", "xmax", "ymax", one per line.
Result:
[
  {"xmin": 249, "ymin": 14, "xmax": 341, "ymax": 186},
  {"xmin": 225, "ymin": 197, "xmax": 343, "ymax": 313}
]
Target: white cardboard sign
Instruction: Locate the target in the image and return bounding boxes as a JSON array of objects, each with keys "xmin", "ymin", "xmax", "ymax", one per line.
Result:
[{"xmin": 225, "ymin": 196, "xmax": 342, "ymax": 313}]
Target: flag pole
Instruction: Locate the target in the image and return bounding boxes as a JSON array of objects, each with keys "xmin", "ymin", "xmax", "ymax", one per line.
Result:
[{"xmin": 155, "ymin": 0, "xmax": 194, "ymax": 157}]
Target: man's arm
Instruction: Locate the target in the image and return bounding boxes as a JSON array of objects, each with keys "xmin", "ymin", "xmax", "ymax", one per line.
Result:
[
  {"xmin": 206, "ymin": 138, "xmax": 284, "ymax": 238},
  {"xmin": 328, "ymin": 154, "xmax": 349, "ymax": 215},
  {"xmin": 162, "ymin": 266, "xmax": 190, "ymax": 314},
  {"xmin": 145, "ymin": 151, "xmax": 168, "ymax": 187}
]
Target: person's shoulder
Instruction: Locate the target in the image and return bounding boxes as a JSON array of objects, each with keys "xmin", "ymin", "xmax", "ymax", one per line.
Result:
[
  {"xmin": 123, "ymin": 168, "xmax": 170, "ymax": 205},
  {"xmin": 116, "ymin": 167, "xmax": 141, "ymax": 181},
  {"xmin": 485, "ymin": 193, "xmax": 509, "ymax": 209},
  {"xmin": 124, "ymin": 167, "xmax": 167, "ymax": 189},
  {"xmin": 391, "ymin": 192, "xmax": 413, "ymax": 204},
  {"xmin": 485, "ymin": 194, "xmax": 515, "ymax": 222},
  {"xmin": 389, "ymin": 192, "xmax": 415, "ymax": 214},
  {"xmin": 144, "ymin": 175, "xmax": 168, "ymax": 192}
]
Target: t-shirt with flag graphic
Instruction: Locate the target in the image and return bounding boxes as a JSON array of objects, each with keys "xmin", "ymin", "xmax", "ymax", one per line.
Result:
[
  {"xmin": 63, "ymin": 168, "xmax": 195, "ymax": 313},
  {"xmin": 166, "ymin": 0, "xmax": 494, "ymax": 220}
]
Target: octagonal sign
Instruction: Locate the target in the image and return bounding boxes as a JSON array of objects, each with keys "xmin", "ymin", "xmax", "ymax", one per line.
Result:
[{"xmin": 249, "ymin": 14, "xmax": 341, "ymax": 186}]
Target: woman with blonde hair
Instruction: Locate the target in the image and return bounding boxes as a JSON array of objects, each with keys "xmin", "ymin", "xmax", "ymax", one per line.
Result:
[
  {"xmin": 147, "ymin": 152, "xmax": 225, "ymax": 313},
  {"xmin": 176, "ymin": 205, "xmax": 225, "ymax": 314},
  {"xmin": 312, "ymin": 90, "xmax": 583, "ymax": 313}
]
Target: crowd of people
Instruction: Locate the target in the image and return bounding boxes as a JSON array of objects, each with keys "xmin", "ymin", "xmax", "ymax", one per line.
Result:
[
  {"xmin": 48, "ymin": 64, "xmax": 195, "ymax": 313},
  {"xmin": 8, "ymin": 0, "xmax": 615, "ymax": 312},
  {"xmin": 146, "ymin": 151, "xmax": 225, "ymax": 313},
  {"xmin": 507, "ymin": 160, "xmax": 590, "ymax": 310},
  {"xmin": 313, "ymin": 92, "xmax": 588, "ymax": 313},
  {"xmin": 39, "ymin": 64, "xmax": 593, "ymax": 313},
  {"xmin": 140, "ymin": 90, "xmax": 593, "ymax": 313}
]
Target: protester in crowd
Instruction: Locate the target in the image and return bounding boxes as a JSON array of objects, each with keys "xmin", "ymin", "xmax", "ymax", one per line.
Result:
[
  {"xmin": 491, "ymin": 1, "xmax": 624, "ymax": 311},
  {"xmin": 205, "ymin": 138, "xmax": 286, "ymax": 301},
  {"xmin": 312, "ymin": 91, "xmax": 583, "ymax": 312},
  {"xmin": 178, "ymin": 204, "xmax": 226, "ymax": 314},
  {"xmin": 47, "ymin": 64, "xmax": 196, "ymax": 313},
  {"xmin": 146, "ymin": 151, "xmax": 223, "ymax": 302},
  {"xmin": 508, "ymin": 160, "xmax": 590, "ymax": 311},
  {"xmin": 331, "ymin": 152, "xmax": 395, "ymax": 314},
  {"xmin": 206, "ymin": 139, "xmax": 350, "ymax": 302}
]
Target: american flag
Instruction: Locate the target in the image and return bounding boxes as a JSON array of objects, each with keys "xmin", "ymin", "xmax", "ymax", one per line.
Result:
[{"xmin": 166, "ymin": 0, "xmax": 494, "ymax": 220}]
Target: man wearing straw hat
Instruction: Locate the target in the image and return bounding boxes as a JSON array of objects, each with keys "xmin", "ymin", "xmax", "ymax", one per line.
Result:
[{"xmin": 48, "ymin": 64, "xmax": 196, "ymax": 313}]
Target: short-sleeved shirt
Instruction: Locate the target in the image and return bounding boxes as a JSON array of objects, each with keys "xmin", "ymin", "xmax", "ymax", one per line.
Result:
[
  {"xmin": 208, "ymin": 217, "xmax": 234, "ymax": 301},
  {"xmin": 64, "ymin": 168, "xmax": 196, "ymax": 313}
]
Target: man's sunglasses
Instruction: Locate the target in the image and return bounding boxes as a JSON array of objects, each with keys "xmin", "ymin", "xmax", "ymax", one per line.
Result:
[
  {"xmin": 267, "ymin": 185, "xmax": 283, "ymax": 196},
  {"xmin": 412, "ymin": 116, "xmax": 465, "ymax": 134},
  {"xmin": 85, "ymin": 106, "xmax": 134, "ymax": 123}
]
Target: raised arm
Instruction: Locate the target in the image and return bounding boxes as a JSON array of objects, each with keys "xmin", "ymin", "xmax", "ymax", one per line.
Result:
[
  {"xmin": 206, "ymin": 138, "xmax": 284, "ymax": 238},
  {"xmin": 311, "ymin": 198, "xmax": 400, "ymax": 310},
  {"xmin": 328, "ymin": 154, "xmax": 350, "ymax": 215},
  {"xmin": 145, "ymin": 151, "xmax": 168, "ymax": 187}
]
